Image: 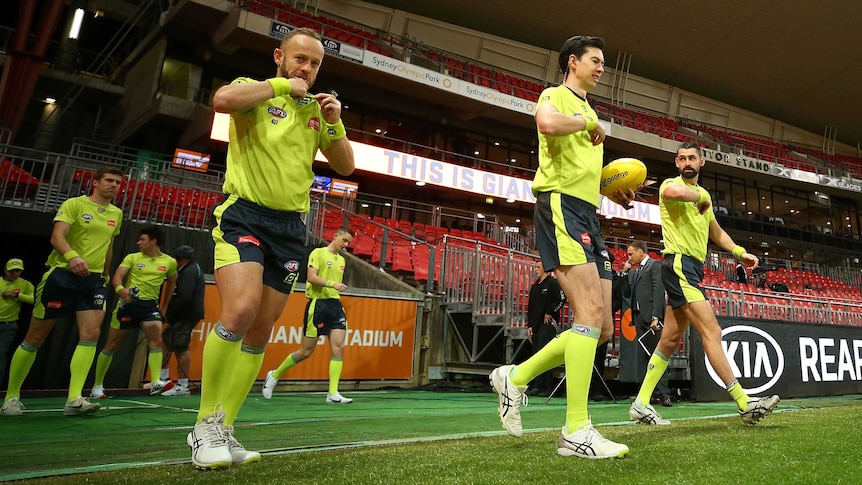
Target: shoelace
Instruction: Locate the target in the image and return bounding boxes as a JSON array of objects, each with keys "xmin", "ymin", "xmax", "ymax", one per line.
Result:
[
  {"xmin": 203, "ymin": 419, "xmax": 229, "ymax": 447},
  {"xmin": 223, "ymin": 426, "xmax": 243, "ymax": 450}
]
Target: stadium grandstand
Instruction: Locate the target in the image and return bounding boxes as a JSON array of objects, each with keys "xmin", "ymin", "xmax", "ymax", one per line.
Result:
[{"xmin": 2, "ymin": 0, "xmax": 862, "ymax": 430}]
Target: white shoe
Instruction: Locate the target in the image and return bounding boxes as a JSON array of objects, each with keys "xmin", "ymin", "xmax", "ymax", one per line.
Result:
[
  {"xmin": 629, "ymin": 401, "xmax": 671, "ymax": 425},
  {"xmin": 740, "ymin": 395, "xmax": 780, "ymax": 426},
  {"xmin": 262, "ymin": 370, "xmax": 277, "ymax": 400},
  {"xmin": 326, "ymin": 393, "xmax": 353, "ymax": 404},
  {"xmin": 489, "ymin": 365, "xmax": 527, "ymax": 437},
  {"xmin": 161, "ymin": 385, "xmax": 191, "ymax": 397},
  {"xmin": 150, "ymin": 379, "xmax": 174, "ymax": 395},
  {"xmin": 224, "ymin": 425, "xmax": 262, "ymax": 464},
  {"xmin": 63, "ymin": 396, "xmax": 101, "ymax": 416},
  {"xmin": 1, "ymin": 397, "xmax": 25, "ymax": 416},
  {"xmin": 557, "ymin": 422, "xmax": 630, "ymax": 459},
  {"xmin": 90, "ymin": 385, "xmax": 106, "ymax": 399},
  {"xmin": 187, "ymin": 405, "xmax": 232, "ymax": 469}
]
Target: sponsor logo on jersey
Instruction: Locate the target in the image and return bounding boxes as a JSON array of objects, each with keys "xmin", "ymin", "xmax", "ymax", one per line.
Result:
[
  {"xmin": 308, "ymin": 117, "xmax": 320, "ymax": 131},
  {"xmin": 98, "ymin": 207, "xmax": 106, "ymax": 213},
  {"xmin": 340, "ymin": 266, "xmax": 345, "ymax": 271},
  {"xmin": 267, "ymin": 106, "xmax": 287, "ymax": 119},
  {"xmin": 107, "ymin": 220, "xmax": 116, "ymax": 227},
  {"xmin": 238, "ymin": 235, "xmax": 261, "ymax": 246},
  {"xmin": 83, "ymin": 214, "xmax": 93, "ymax": 222},
  {"xmin": 326, "ymin": 261, "xmax": 333, "ymax": 266},
  {"xmin": 137, "ymin": 263, "xmax": 146, "ymax": 269},
  {"xmin": 158, "ymin": 266, "xmax": 166, "ymax": 271},
  {"xmin": 285, "ymin": 260, "xmax": 299, "ymax": 272}
]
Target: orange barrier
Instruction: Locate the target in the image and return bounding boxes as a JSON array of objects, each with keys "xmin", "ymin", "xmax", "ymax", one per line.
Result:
[{"xmin": 182, "ymin": 284, "xmax": 419, "ymax": 381}]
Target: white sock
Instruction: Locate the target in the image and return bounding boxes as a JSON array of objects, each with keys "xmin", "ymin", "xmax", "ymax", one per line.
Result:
[
  {"xmin": 160, "ymin": 368, "xmax": 170, "ymax": 380},
  {"xmin": 178, "ymin": 378, "xmax": 189, "ymax": 388}
]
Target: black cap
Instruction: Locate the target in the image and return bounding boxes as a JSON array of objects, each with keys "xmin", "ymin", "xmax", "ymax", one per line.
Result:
[{"xmin": 175, "ymin": 245, "xmax": 195, "ymax": 260}]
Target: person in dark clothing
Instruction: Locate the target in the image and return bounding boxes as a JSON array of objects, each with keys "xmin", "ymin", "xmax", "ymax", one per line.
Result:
[
  {"xmin": 526, "ymin": 259, "xmax": 564, "ymax": 397},
  {"xmin": 736, "ymin": 262, "xmax": 748, "ymax": 285},
  {"xmin": 159, "ymin": 245, "xmax": 206, "ymax": 396}
]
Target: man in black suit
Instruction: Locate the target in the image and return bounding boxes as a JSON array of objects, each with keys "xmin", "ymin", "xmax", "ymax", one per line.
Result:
[{"xmin": 621, "ymin": 241, "xmax": 673, "ymax": 407}]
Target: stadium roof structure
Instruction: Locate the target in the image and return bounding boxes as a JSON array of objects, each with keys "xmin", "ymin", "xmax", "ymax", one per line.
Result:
[{"xmin": 367, "ymin": 0, "xmax": 862, "ymax": 148}]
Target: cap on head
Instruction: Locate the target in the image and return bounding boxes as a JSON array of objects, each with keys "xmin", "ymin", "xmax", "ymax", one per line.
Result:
[
  {"xmin": 5, "ymin": 259, "xmax": 23, "ymax": 271},
  {"xmin": 175, "ymin": 246, "xmax": 195, "ymax": 260}
]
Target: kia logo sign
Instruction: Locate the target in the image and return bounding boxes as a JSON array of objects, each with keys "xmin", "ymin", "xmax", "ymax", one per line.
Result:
[{"xmin": 705, "ymin": 325, "xmax": 785, "ymax": 394}]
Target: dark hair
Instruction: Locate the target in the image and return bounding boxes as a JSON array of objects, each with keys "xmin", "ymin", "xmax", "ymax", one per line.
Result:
[
  {"xmin": 628, "ymin": 240, "xmax": 647, "ymax": 252},
  {"xmin": 336, "ymin": 227, "xmax": 355, "ymax": 237},
  {"xmin": 140, "ymin": 226, "xmax": 165, "ymax": 246},
  {"xmin": 677, "ymin": 140, "xmax": 701, "ymax": 153},
  {"xmin": 558, "ymin": 36, "xmax": 605, "ymax": 74},
  {"xmin": 94, "ymin": 166, "xmax": 124, "ymax": 181},
  {"xmin": 281, "ymin": 27, "xmax": 321, "ymax": 49}
]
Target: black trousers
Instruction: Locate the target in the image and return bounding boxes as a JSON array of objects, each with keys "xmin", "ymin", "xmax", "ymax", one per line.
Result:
[{"xmin": 532, "ymin": 323, "xmax": 557, "ymax": 393}]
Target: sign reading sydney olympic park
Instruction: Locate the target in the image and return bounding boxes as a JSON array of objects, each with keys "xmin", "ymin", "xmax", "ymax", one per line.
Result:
[{"xmin": 689, "ymin": 317, "xmax": 862, "ymax": 401}]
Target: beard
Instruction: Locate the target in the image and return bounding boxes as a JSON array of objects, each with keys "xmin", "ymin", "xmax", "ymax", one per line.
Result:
[{"xmin": 680, "ymin": 167, "xmax": 699, "ymax": 179}]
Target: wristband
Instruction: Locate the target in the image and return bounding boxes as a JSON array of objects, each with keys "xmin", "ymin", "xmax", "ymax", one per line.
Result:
[
  {"xmin": 115, "ymin": 285, "xmax": 125, "ymax": 294},
  {"xmin": 576, "ymin": 113, "xmax": 598, "ymax": 132},
  {"xmin": 732, "ymin": 246, "xmax": 746, "ymax": 259},
  {"xmin": 63, "ymin": 250, "xmax": 80, "ymax": 262},
  {"xmin": 266, "ymin": 77, "xmax": 292, "ymax": 97},
  {"xmin": 697, "ymin": 189, "xmax": 709, "ymax": 205},
  {"xmin": 325, "ymin": 120, "xmax": 347, "ymax": 140},
  {"xmin": 326, "ymin": 280, "xmax": 334, "ymax": 288}
]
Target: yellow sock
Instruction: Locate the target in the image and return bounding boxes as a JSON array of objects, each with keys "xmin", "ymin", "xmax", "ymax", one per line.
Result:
[
  {"xmin": 93, "ymin": 351, "xmax": 113, "ymax": 388},
  {"xmin": 635, "ymin": 351, "xmax": 670, "ymax": 407},
  {"xmin": 197, "ymin": 323, "xmax": 242, "ymax": 423},
  {"xmin": 564, "ymin": 325, "xmax": 601, "ymax": 432},
  {"xmin": 147, "ymin": 348, "xmax": 163, "ymax": 384},
  {"xmin": 5, "ymin": 343, "xmax": 37, "ymax": 401},
  {"xmin": 68, "ymin": 342, "xmax": 97, "ymax": 401},
  {"xmin": 222, "ymin": 345, "xmax": 264, "ymax": 426},
  {"xmin": 727, "ymin": 381, "xmax": 751, "ymax": 411},
  {"xmin": 329, "ymin": 359, "xmax": 344, "ymax": 395},
  {"xmin": 511, "ymin": 331, "xmax": 570, "ymax": 386},
  {"xmin": 274, "ymin": 353, "xmax": 298, "ymax": 379}
]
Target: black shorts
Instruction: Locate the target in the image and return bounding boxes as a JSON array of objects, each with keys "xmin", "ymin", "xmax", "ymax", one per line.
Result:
[
  {"xmin": 302, "ymin": 298, "xmax": 347, "ymax": 338},
  {"xmin": 111, "ymin": 300, "xmax": 163, "ymax": 330},
  {"xmin": 534, "ymin": 191, "xmax": 612, "ymax": 279},
  {"xmin": 212, "ymin": 195, "xmax": 306, "ymax": 293},
  {"xmin": 163, "ymin": 319, "xmax": 201, "ymax": 352},
  {"xmin": 33, "ymin": 268, "xmax": 108, "ymax": 320},
  {"xmin": 661, "ymin": 254, "xmax": 707, "ymax": 309}
]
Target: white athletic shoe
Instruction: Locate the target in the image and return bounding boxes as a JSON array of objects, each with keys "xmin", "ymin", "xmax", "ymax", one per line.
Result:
[
  {"xmin": 63, "ymin": 396, "xmax": 101, "ymax": 416},
  {"xmin": 1, "ymin": 397, "xmax": 25, "ymax": 416},
  {"xmin": 557, "ymin": 422, "xmax": 630, "ymax": 459},
  {"xmin": 150, "ymin": 379, "xmax": 174, "ymax": 395},
  {"xmin": 187, "ymin": 405, "xmax": 232, "ymax": 470},
  {"xmin": 224, "ymin": 425, "xmax": 262, "ymax": 465},
  {"xmin": 326, "ymin": 393, "xmax": 353, "ymax": 404},
  {"xmin": 629, "ymin": 401, "xmax": 671, "ymax": 425},
  {"xmin": 90, "ymin": 385, "xmax": 106, "ymax": 400},
  {"xmin": 161, "ymin": 385, "xmax": 191, "ymax": 397},
  {"xmin": 262, "ymin": 370, "xmax": 277, "ymax": 400},
  {"xmin": 489, "ymin": 364, "xmax": 527, "ymax": 437},
  {"xmin": 740, "ymin": 395, "xmax": 780, "ymax": 426}
]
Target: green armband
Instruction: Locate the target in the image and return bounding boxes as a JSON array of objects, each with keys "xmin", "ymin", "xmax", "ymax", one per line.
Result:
[
  {"xmin": 732, "ymin": 246, "xmax": 746, "ymax": 259},
  {"xmin": 697, "ymin": 189, "xmax": 709, "ymax": 205},
  {"xmin": 326, "ymin": 280, "xmax": 334, "ymax": 288},
  {"xmin": 266, "ymin": 77, "xmax": 292, "ymax": 97},
  {"xmin": 115, "ymin": 285, "xmax": 124, "ymax": 294},
  {"xmin": 325, "ymin": 120, "xmax": 347, "ymax": 140},
  {"xmin": 63, "ymin": 250, "xmax": 80, "ymax": 262}
]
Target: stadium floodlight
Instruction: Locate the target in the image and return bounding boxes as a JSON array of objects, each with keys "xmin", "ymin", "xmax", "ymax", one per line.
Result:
[{"xmin": 69, "ymin": 8, "xmax": 84, "ymax": 39}]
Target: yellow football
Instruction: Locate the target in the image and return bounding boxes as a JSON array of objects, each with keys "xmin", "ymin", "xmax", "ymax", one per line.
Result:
[{"xmin": 600, "ymin": 158, "xmax": 647, "ymax": 198}]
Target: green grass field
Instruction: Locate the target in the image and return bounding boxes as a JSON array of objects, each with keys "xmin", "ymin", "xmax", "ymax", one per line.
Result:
[{"xmin": 2, "ymin": 390, "xmax": 861, "ymax": 484}]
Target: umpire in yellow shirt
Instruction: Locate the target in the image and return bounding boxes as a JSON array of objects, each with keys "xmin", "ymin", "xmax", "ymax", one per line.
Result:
[{"xmin": 0, "ymin": 259, "xmax": 35, "ymax": 388}]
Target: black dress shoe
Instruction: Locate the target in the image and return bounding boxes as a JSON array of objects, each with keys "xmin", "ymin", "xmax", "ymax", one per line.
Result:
[
  {"xmin": 590, "ymin": 394, "xmax": 605, "ymax": 402},
  {"xmin": 660, "ymin": 394, "xmax": 673, "ymax": 407}
]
